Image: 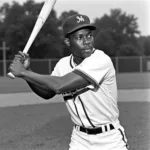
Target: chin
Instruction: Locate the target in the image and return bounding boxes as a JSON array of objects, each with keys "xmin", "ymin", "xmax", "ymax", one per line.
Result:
[{"xmin": 83, "ymin": 53, "xmax": 92, "ymax": 58}]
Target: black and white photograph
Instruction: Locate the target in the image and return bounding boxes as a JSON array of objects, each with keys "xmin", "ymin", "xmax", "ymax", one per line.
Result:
[{"xmin": 0, "ymin": 0, "xmax": 150, "ymax": 149}]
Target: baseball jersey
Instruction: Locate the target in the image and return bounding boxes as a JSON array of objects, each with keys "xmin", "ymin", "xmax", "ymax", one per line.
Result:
[{"xmin": 51, "ymin": 49, "xmax": 119, "ymax": 128}]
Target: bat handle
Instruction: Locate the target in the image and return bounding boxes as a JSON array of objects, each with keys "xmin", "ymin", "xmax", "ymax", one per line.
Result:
[
  {"xmin": 7, "ymin": 42, "xmax": 29, "ymax": 79},
  {"xmin": 7, "ymin": 72, "xmax": 15, "ymax": 79}
]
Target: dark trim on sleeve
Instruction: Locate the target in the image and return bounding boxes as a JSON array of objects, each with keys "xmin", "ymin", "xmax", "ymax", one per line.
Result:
[
  {"xmin": 73, "ymin": 69, "xmax": 99, "ymax": 90},
  {"xmin": 63, "ymin": 94, "xmax": 74, "ymax": 101}
]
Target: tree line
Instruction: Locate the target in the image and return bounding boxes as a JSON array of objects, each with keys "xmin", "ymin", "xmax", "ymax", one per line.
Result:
[{"xmin": 0, "ymin": 0, "xmax": 150, "ymax": 60}]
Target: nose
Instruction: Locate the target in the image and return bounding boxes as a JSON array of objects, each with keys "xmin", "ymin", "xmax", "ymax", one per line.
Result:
[{"xmin": 83, "ymin": 36, "xmax": 90, "ymax": 45}]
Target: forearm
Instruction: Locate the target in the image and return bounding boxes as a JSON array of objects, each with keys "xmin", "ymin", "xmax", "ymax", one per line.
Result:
[
  {"xmin": 21, "ymin": 70, "xmax": 61, "ymax": 94},
  {"xmin": 26, "ymin": 80, "xmax": 56, "ymax": 99},
  {"xmin": 20, "ymin": 69, "xmax": 90, "ymax": 95},
  {"xmin": 22, "ymin": 68, "xmax": 56, "ymax": 99}
]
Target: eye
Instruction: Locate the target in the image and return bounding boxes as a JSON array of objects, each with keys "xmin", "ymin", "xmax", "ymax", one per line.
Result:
[
  {"xmin": 87, "ymin": 34, "xmax": 92, "ymax": 38},
  {"xmin": 76, "ymin": 36, "xmax": 82, "ymax": 40}
]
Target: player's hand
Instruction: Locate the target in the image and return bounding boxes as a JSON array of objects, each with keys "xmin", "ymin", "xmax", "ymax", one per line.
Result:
[
  {"xmin": 9, "ymin": 59, "xmax": 26, "ymax": 78},
  {"xmin": 14, "ymin": 51, "xmax": 30, "ymax": 69}
]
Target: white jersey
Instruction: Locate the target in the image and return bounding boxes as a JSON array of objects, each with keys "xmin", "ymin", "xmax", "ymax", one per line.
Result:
[{"xmin": 51, "ymin": 49, "xmax": 119, "ymax": 128}]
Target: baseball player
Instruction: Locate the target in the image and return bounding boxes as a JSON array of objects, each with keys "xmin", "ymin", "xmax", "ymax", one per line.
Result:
[{"xmin": 9, "ymin": 14, "xmax": 129, "ymax": 150}]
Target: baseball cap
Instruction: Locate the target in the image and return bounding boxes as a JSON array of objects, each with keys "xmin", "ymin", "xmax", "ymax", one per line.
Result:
[{"xmin": 62, "ymin": 14, "xmax": 96, "ymax": 37}]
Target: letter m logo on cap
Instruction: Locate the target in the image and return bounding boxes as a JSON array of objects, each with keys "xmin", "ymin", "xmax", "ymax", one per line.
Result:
[{"xmin": 76, "ymin": 16, "xmax": 85, "ymax": 23}]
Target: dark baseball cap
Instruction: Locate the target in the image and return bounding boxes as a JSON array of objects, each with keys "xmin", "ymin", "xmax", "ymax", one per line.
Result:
[{"xmin": 62, "ymin": 14, "xmax": 96, "ymax": 37}]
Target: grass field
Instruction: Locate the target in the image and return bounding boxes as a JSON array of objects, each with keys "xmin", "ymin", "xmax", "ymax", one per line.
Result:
[
  {"xmin": 0, "ymin": 73, "xmax": 150, "ymax": 150},
  {"xmin": 0, "ymin": 102, "xmax": 149, "ymax": 150}
]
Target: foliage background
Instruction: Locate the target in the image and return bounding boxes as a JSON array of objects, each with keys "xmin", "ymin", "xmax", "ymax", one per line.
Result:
[{"xmin": 0, "ymin": 0, "xmax": 150, "ymax": 59}]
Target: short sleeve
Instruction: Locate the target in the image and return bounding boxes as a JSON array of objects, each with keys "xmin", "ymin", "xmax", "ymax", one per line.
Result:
[
  {"xmin": 51, "ymin": 56, "xmax": 72, "ymax": 76},
  {"xmin": 73, "ymin": 51, "xmax": 112, "ymax": 90},
  {"xmin": 51, "ymin": 61, "xmax": 61, "ymax": 76}
]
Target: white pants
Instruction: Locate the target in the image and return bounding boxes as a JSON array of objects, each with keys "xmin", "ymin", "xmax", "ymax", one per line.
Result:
[{"xmin": 69, "ymin": 121, "xmax": 129, "ymax": 150}]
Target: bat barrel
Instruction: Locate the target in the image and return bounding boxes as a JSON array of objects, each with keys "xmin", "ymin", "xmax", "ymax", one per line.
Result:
[{"xmin": 7, "ymin": 0, "xmax": 57, "ymax": 79}]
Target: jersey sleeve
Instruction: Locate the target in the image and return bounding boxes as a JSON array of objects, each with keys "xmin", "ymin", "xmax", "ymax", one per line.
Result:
[{"xmin": 73, "ymin": 51, "xmax": 113, "ymax": 90}]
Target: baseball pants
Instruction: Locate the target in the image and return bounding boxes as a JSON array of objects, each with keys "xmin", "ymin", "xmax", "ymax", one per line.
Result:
[{"xmin": 69, "ymin": 121, "xmax": 129, "ymax": 150}]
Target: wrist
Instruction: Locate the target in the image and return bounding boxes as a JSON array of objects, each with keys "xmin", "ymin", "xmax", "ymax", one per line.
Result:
[
  {"xmin": 28, "ymin": 67, "xmax": 31, "ymax": 71},
  {"xmin": 20, "ymin": 69, "xmax": 29, "ymax": 78}
]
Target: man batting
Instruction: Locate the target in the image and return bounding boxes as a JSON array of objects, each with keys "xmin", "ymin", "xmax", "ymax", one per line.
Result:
[{"xmin": 9, "ymin": 14, "xmax": 129, "ymax": 150}]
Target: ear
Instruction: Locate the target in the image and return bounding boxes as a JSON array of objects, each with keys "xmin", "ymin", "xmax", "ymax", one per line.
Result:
[{"xmin": 64, "ymin": 38, "xmax": 70, "ymax": 47}]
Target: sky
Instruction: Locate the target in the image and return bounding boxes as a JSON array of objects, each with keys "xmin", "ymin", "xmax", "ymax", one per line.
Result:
[{"xmin": 0, "ymin": 0, "xmax": 150, "ymax": 36}]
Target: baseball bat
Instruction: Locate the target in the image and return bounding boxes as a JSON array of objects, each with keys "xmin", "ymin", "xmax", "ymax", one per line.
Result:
[{"xmin": 7, "ymin": 0, "xmax": 57, "ymax": 79}]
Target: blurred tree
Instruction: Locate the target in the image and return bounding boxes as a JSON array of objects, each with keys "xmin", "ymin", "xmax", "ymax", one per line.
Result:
[
  {"xmin": 137, "ymin": 36, "xmax": 150, "ymax": 56},
  {"xmin": 94, "ymin": 29, "xmax": 116, "ymax": 56},
  {"xmin": 0, "ymin": 0, "xmax": 63, "ymax": 59},
  {"xmin": 143, "ymin": 36, "xmax": 150, "ymax": 56},
  {"xmin": 0, "ymin": 3, "xmax": 10, "ymax": 43},
  {"xmin": 0, "ymin": 3, "xmax": 146, "ymax": 58},
  {"xmin": 58, "ymin": 10, "xmax": 78, "ymax": 25},
  {"xmin": 94, "ymin": 9, "xmax": 141, "ymax": 56},
  {"xmin": 119, "ymin": 44, "xmax": 139, "ymax": 56}
]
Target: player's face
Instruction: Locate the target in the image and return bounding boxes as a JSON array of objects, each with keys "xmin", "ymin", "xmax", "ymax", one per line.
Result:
[{"xmin": 69, "ymin": 28, "xmax": 94, "ymax": 59}]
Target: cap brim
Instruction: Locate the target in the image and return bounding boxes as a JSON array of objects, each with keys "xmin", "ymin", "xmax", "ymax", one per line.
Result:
[{"xmin": 66, "ymin": 24, "xmax": 96, "ymax": 36}]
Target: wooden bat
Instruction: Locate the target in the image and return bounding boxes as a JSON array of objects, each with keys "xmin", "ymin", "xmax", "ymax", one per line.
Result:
[{"xmin": 7, "ymin": 0, "xmax": 57, "ymax": 79}]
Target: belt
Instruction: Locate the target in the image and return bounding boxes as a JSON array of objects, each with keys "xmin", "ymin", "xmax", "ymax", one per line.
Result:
[{"xmin": 74, "ymin": 124, "xmax": 115, "ymax": 135}]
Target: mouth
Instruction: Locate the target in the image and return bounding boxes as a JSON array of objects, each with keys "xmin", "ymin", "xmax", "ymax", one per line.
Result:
[
  {"xmin": 84, "ymin": 49, "xmax": 92, "ymax": 52},
  {"xmin": 82, "ymin": 47, "xmax": 93, "ymax": 52},
  {"xmin": 82, "ymin": 48, "xmax": 93, "ymax": 58}
]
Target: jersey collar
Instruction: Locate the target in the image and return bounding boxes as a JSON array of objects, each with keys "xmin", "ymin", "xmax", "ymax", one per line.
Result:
[
  {"xmin": 70, "ymin": 48, "xmax": 96, "ymax": 69},
  {"xmin": 70, "ymin": 55, "xmax": 76, "ymax": 69}
]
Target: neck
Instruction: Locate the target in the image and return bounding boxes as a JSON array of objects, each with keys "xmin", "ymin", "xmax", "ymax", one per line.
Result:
[
  {"xmin": 72, "ymin": 48, "xmax": 95, "ymax": 65},
  {"xmin": 73, "ymin": 55, "xmax": 84, "ymax": 65}
]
